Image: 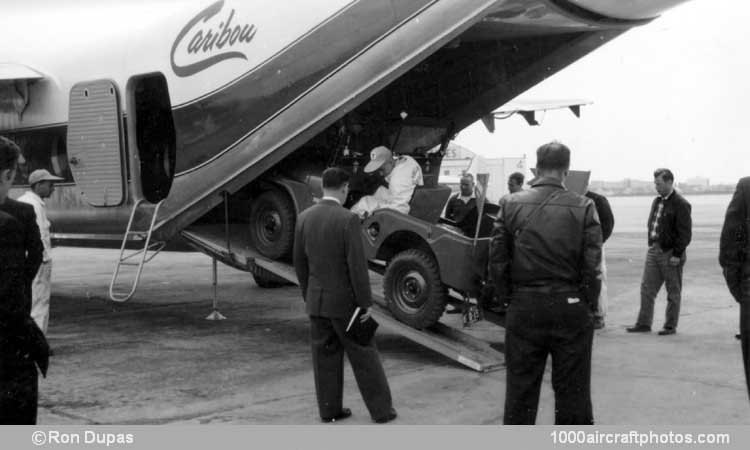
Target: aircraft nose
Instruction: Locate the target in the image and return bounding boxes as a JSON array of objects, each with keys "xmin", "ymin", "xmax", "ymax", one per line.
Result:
[{"xmin": 564, "ymin": 0, "xmax": 691, "ymax": 21}]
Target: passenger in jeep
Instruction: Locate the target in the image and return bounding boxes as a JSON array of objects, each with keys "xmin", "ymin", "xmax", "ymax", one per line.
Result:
[
  {"xmin": 444, "ymin": 173, "xmax": 485, "ymax": 236},
  {"xmin": 351, "ymin": 146, "xmax": 423, "ymax": 218}
]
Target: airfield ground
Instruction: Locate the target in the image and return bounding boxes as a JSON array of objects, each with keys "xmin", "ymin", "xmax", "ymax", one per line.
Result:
[{"xmin": 38, "ymin": 223, "xmax": 749, "ymax": 425}]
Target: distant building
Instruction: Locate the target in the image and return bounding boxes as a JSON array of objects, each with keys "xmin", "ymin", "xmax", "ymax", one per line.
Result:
[
  {"xmin": 438, "ymin": 143, "xmax": 528, "ymax": 202},
  {"xmin": 684, "ymin": 177, "xmax": 710, "ymax": 191},
  {"xmin": 589, "ymin": 176, "xmax": 733, "ymax": 196}
]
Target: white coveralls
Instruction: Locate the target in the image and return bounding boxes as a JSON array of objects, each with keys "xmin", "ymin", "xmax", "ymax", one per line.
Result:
[
  {"xmin": 17, "ymin": 190, "xmax": 53, "ymax": 334},
  {"xmin": 351, "ymin": 155, "xmax": 424, "ymax": 216}
]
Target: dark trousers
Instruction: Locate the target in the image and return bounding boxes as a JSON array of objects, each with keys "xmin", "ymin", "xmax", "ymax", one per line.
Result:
[
  {"xmin": 0, "ymin": 360, "xmax": 38, "ymax": 424},
  {"xmin": 504, "ymin": 291, "xmax": 594, "ymax": 425},
  {"xmin": 309, "ymin": 316, "xmax": 392, "ymax": 420},
  {"xmin": 637, "ymin": 246, "xmax": 686, "ymax": 330},
  {"xmin": 741, "ymin": 301, "xmax": 750, "ymax": 402}
]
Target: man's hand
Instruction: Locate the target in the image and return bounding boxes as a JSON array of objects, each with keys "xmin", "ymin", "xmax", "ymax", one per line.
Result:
[
  {"xmin": 668, "ymin": 256, "xmax": 681, "ymax": 266},
  {"xmin": 359, "ymin": 308, "xmax": 371, "ymax": 322}
]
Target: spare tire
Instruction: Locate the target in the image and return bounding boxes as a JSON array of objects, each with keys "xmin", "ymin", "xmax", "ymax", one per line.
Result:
[
  {"xmin": 383, "ymin": 249, "xmax": 447, "ymax": 329},
  {"xmin": 249, "ymin": 189, "xmax": 296, "ymax": 260}
]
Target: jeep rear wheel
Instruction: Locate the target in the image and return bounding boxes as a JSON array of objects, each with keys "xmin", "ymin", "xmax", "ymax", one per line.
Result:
[
  {"xmin": 252, "ymin": 267, "xmax": 289, "ymax": 288},
  {"xmin": 383, "ymin": 249, "xmax": 447, "ymax": 329},
  {"xmin": 248, "ymin": 189, "xmax": 296, "ymax": 260}
]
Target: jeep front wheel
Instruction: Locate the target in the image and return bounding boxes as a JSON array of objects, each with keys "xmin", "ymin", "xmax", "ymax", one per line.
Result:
[{"xmin": 383, "ymin": 249, "xmax": 447, "ymax": 329}]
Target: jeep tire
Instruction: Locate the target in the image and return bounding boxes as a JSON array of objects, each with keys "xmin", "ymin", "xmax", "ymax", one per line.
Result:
[
  {"xmin": 248, "ymin": 189, "xmax": 296, "ymax": 260},
  {"xmin": 384, "ymin": 249, "xmax": 447, "ymax": 329},
  {"xmin": 252, "ymin": 266, "xmax": 289, "ymax": 288}
]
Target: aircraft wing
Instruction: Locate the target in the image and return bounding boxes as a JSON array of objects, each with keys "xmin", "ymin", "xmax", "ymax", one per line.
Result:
[
  {"xmin": 481, "ymin": 98, "xmax": 592, "ymax": 131},
  {"xmin": 0, "ymin": 63, "xmax": 44, "ymax": 81}
]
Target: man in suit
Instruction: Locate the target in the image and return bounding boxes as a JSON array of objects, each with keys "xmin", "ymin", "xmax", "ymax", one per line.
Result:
[
  {"xmin": 627, "ymin": 168, "xmax": 692, "ymax": 336},
  {"xmin": 719, "ymin": 176, "xmax": 750, "ymax": 401},
  {"xmin": 293, "ymin": 167, "xmax": 397, "ymax": 424},
  {"xmin": 0, "ymin": 135, "xmax": 47, "ymax": 424}
]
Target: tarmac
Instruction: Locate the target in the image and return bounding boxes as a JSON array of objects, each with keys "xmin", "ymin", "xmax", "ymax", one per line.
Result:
[{"xmin": 38, "ymin": 226, "xmax": 749, "ymax": 425}]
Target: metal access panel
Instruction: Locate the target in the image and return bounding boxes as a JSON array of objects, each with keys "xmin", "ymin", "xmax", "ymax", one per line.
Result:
[{"xmin": 67, "ymin": 80, "xmax": 125, "ymax": 206}]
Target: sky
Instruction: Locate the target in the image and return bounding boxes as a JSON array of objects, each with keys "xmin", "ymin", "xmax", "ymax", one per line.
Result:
[{"xmin": 454, "ymin": 0, "xmax": 749, "ymax": 184}]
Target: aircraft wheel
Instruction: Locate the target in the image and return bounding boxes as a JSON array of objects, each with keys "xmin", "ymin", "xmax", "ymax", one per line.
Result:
[
  {"xmin": 383, "ymin": 249, "xmax": 447, "ymax": 329},
  {"xmin": 249, "ymin": 189, "xmax": 296, "ymax": 260}
]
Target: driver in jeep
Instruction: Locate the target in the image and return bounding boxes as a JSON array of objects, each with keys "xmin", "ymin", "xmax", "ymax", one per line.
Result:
[{"xmin": 351, "ymin": 146, "xmax": 423, "ymax": 218}]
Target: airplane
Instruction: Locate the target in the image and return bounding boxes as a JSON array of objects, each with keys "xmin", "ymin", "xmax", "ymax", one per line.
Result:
[{"xmin": 1, "ymin": 0, "xmax": 690, "ymax": 303}]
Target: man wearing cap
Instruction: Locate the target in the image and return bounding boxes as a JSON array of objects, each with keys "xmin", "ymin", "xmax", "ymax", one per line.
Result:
[
  {"xmin": 18, "ymin": 169, "xmax": 63, "ymax": 335},
  {"xmin": 350, "ymin": 146, "xmax": 423, "ymax": 218},
  {"xmin": 490, "ymin": 141, "xmax": 602, "ymax": 424}
]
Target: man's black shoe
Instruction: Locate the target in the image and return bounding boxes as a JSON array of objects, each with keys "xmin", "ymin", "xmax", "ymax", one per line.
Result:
[
  {"xmin": 736, "ymin": 333, "xmax": 742, "ymax": 340},
  {"xmin": 374, "ymin": 409, "xmax": 397, "ymax": 424},
  {"xmin": 626, "ymin": 325, "xmax": 651, "ymax": 333},
  {"xmin": 321, "ymin": 408, "xmax": 351, "ymax": 423},
  {"xmin": 658, "ymin": 328, "xmax": 676, "ymax": 336}
]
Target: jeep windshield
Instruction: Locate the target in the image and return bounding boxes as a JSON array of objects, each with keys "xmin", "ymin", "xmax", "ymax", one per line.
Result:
[{"xmin": 391, "ymin": 123, "xmax": 449, "ymax": 155}]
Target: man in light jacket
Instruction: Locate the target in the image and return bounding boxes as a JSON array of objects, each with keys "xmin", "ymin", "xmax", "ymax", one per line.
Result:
[{"xmin": 18, "ymin": 169, "xmax": 63, "ymax": 335}]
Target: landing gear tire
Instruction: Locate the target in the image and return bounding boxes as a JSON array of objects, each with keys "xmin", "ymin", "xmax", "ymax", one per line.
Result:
[
  {"xmin": 252, "ymin": 267, "xmax": 289, "ymax": 288},
  {"xmin": 383, "ymin": 249, "xmax": 447, "ymax": 329},
  {"xmin": 249, "ymin": 190, "xmax": 296, "ymax": 260}
]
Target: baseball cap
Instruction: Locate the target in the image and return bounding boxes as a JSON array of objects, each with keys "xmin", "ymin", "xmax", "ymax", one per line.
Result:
[
  {"xmin": 364, "ymin": 146, "xmax": 393, "ymax": 173},
  {"xmin": 28, "ymin": 169, "xmax": 64, "ymax": 185}
]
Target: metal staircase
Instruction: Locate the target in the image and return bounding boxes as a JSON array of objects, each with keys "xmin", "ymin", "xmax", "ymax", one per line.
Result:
[{"xmin": 109, "ymin": 199, "xmax": 166, "ymax": 302}]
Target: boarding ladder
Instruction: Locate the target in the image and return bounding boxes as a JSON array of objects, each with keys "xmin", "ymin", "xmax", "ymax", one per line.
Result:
[{"xmin": 109, "ymin": 199, "xmax": 166, "ymax": 302}]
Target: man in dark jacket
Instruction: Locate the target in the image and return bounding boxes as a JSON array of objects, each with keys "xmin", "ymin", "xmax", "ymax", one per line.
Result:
[
  {"xmin": 719, "ymin": 176, "xmax": 750, "ymax": 401},
  {"xmin": 627, "ymin": 168, "xmax": 692, "ymax": 336},
  {"xmin": 585, "ymin": 188, "xmax": 614, "ymax": 329},
  {"xmin": 0, "ymin": 135, "xmax": 47, "ymax": 424},
  {"xmin": 293, "ymin": 167, "xmax": 396, "ymax": 424},
  {"xmin": 490, "ymin": 141, "xmax": 602, "ymax": 425},
  {"xmin": 444, "ymin": 174, "xmax": 482, "ymax": 236}
]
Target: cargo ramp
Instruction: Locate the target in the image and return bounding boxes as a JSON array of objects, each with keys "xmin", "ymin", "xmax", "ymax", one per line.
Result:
[{"xmin": 181, "ymin": 223, "xmax": 505, "ymax": 373}]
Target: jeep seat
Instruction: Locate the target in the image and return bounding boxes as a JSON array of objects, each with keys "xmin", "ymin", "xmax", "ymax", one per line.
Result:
[{"xmin": 408, "ymin": 185, "xmax": 452, "ymax": 223}]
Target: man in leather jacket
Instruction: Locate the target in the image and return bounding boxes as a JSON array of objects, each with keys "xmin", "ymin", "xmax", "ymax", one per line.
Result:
[
  {"xmin": 490, "ymin": 141, "xmax": 602, "ymax": 425},
  {"xmin": 719, "ymin": 176, "xmax": 750, "ymax": 401}
]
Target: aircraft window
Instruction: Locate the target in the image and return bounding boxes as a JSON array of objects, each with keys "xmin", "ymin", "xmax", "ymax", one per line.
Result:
[{"xmin": 6, "ymin": 126, "xmax": 74, "ymax": 185}]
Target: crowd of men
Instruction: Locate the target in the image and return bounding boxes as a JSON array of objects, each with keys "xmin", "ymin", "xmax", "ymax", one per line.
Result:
[{"xmin": 2, "ymin": 134, "xmax": 748, "ymax": 425}]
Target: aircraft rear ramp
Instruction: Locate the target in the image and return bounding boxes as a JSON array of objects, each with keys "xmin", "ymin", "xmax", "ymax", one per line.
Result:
[{"xmin": 181, "ymin": 223, "xmax": 505, "ymax": 373}]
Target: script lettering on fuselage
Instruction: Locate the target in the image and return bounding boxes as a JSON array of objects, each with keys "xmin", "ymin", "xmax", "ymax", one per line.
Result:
[{"xmin": 171, "ymin": 0, "xmax": 257, "ymax": 77}]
